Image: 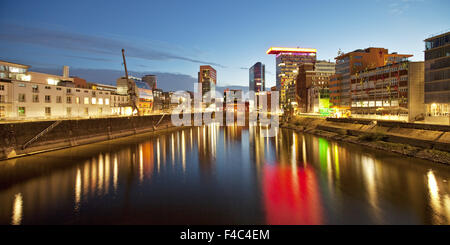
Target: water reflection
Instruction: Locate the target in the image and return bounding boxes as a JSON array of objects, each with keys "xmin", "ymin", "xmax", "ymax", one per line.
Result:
[
  {"xmin": 0, "ymin": 126, "xmax": 449, "ymax": 224},
  {"xmin": 11, "ymin": 193, "xmax": 23, "ymax": 225}
]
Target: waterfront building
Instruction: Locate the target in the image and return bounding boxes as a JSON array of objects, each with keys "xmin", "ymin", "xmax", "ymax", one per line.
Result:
[
  {"xmin": 349, "ymin": 61, "xmax": 424, "ymax": 122},
  {"xmin": 0, "ymin": 61, "xmax": 130, "ymax": 120},
  {"xmin": 424, "ymin": 31, "xmax": 450, "ymax": 125},
  {"xmin": 198, "ymin": 65, "xmax": 217, "ymax": 105},
  {"xmin": 116, "ymin": 76, "xmax": 154, "ymax": 115},
  {"xmin": 266, "ymin": 47, "xmax": 317, "ymax": 108},
  {"xmin": 330, "ymin": 48, "xmax": 412, "ymax": 117},
  {"xmin": 294, "ymin": 61, "xmax": 335, "ymax": 114},
  {"xmin": 249, "ymin": 62, "xmax": 265, "ymax": 92},
  {"xmin": 142, "ymin": 74, "xmax": 157, "ymax": 90},
  {"xmin": 307, "ymin": 61, "xmax": 335, "ymax": 115}
]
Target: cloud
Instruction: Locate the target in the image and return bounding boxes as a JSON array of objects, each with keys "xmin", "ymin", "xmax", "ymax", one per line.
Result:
[
  {"xmin": 29, "ymin": 67, "xmax": 200, "ymax": 92},
  {"xmin": 387, "ymin": 0, "xmax": 425, "ymax": 15},
  {"xmin": 0, "ymin": 23, "xmax": 226, "ymax": 68}
]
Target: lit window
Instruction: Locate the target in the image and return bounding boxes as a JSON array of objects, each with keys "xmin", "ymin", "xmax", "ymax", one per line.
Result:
[
  {"xmin": 18, "ymin": 106, "xmax": 26, "ymax": 116},
  {"xmin": 98, "ymin": 98, "xmax": 103, "ymax": 105},
  {"xmin": 105, "ymin": 98, "xmax": 110, "ymax": 105},
  {"xmin": 84, "ymin": 97, "xmax": 89, "ymax": 104},
  {"xmin": 47, "ymin": 78, "xmax": 58, "ymax": 85},
  {"xmin": 91, "ymin": 98, "xmax": 97, "ymax": 104},
  {"xmin": 76, "ymin": 97, "xmax": 80, "ymax": 104}
]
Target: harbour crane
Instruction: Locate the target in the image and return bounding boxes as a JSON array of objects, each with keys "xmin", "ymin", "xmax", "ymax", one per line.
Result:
[{"xmin": 121, "ymin": 48, "xmax": 140, "ymax": 115}]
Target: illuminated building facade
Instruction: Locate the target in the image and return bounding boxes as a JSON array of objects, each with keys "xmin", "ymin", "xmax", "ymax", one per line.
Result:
[
  {"xmin": 116, "ymin": 76, "xmax": 153, "ymax": 115},
  {"xmin": 0, "ymin": 61, "xmax": 129, "ymax": 119},
  {"xmin": 249, "ymin": 62, "xmax": 265, "ymax": 92},
  {"xmin": 349, "ymin": 61, "xmax": 424, "ymax": 122},
  {"xmin": 424, "ymin": 31, "xmax": 450, "ymax": 125},
  {"xmin": 266, "ymin": 47, "xmax": 317, "ymax": 107},
  {"xmin": 330, "ymin": 48, "xmax": 412, "ymax": 116},
  {"xmin": 198, "ymin": 65, "xmax": 217, "ymax": 104},
  {"xmin": 307, "ymin": 61, "xmax": 335, "ymax": 114}
]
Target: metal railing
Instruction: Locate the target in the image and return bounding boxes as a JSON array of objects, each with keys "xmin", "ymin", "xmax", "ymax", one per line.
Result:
[{"xmin": 22, "ymin": 120, "xmax": 62, "ymax": 149}]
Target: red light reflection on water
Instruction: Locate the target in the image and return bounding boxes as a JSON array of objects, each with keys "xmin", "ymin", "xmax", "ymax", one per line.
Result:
[{"xmin": 263, "ymin": 164, "xmax": 323, "ymax": 225}]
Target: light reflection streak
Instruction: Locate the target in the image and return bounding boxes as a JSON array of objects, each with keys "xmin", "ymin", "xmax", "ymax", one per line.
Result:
[
  {"xmin": 182, "ymin": 130, "xmax": 186, "ymax": 172},
  {"xmin": 157, "ymin": 139, "xmax": 160, "ymax": 173},
  {"xmin": 98, "ymin": 153, "xmax": 104, "ymax": 194},
  {"xmin": 11, "ymin": 193, "xmax": 23, "ymax": 225},
  {"xmin": 302, "ymin": 135, "xmax": 307, "ymax": 166},
  {"xmin": 171, "ymin": 134, "xmax": 175, "ymax": 166},
  {"xmin": 139, "ymin": 144, "xmax": 144, "ymax": 183},
  {"xmin": 105, "ymin": 153, "xmax": 110, "ymax": 194},
  {"xmin": 426, "ymin": 170, "xmax": 450, "ymax": 223},
  {"xmin": 334, "ymin": 145, "xmax": 340, "ymax": 180},
  {"xmin": 75, "ymin": 168, "xmax": 81, "ymax": 212},
  {"xmin": 361, "ymin": 155, "xmax": 381, "ymax": 222},
  {"xmin": 113, "ymin": 154, "xmax": 118, "ymax": 192}
]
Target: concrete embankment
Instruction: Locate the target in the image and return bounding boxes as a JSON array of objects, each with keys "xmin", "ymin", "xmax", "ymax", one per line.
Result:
[
  {"xmin": 281, "ymin": 116, "xmax": 450, "ymax": 165},
  {"xmin": 0, "ymin": 114, "xmax": 189, "ymax": 160}
]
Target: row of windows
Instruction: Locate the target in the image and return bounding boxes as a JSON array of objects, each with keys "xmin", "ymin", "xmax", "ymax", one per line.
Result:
[
  {"xmin": 16, "ymin": 83, "xmax": 111, "ymax": 95},
  {"xmin": 16, "ymin": 94, "xmax": 111, "ymax": 105},
  {"xmin": 16, "ymin": 106, "xmax": 103, "ymax": 117},
  {"xmin": 425, "ymin": 68, "xmax": 450, "ymax": 82}
]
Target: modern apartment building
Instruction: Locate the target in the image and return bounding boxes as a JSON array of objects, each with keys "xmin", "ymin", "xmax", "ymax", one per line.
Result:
[
  {"xmin": 0, "ymin": 60, "xmax": 130, "ymax": 120},
  {"xmin": 266, "ymin": 47, "xmax": 317, "ymax": 107},
  {"xmin": 295, "ymin": 61, "xmax": 335, "ymax": 114},
  {"xmin": 330, "ymin": 48, "xmax": 412, "ymax": 117},
  {"xmin": 249, "ymin": 62, "xmax": 265, "ymax": 92},
  {"xmin": 198, "ymin": 65, "xmax": 217, "ymax": 103},
  {"xmin": 424, "ymin": 31, "xmax": 450, "ymax": 125},
  {"xmin": 349, "ymin": 61, "xmax": 424, "ymax": 122}
]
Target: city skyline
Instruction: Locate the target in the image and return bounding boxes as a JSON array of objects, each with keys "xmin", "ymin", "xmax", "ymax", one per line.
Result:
[{"xmin": 0, "ymin": 0, "xmax": 449, "ymax": 89}]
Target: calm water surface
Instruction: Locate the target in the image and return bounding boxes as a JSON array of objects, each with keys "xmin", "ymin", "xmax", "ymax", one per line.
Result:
[{"xmin": 1, "ymin": 124, "xmax": 450, "ymax": 225}]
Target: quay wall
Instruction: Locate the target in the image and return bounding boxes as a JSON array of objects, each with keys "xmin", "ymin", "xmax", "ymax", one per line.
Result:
[
  {"xmin": 282, "ymin": 116, "xmax": 450, "ymax": 164},
  {"xmin": 0, "ymin": 114, "xmax": 185, "ymax": 160}
]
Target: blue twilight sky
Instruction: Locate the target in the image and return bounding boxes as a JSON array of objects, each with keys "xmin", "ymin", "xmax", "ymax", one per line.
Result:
[{"xmin": 0, "ymin": 0, "xmax": 449, "ymax": 89}]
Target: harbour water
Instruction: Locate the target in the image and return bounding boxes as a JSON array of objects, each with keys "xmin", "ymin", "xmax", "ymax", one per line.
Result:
[{"xmin": 0, "ymin": 124, "xmax": 449, "ymax": 225}]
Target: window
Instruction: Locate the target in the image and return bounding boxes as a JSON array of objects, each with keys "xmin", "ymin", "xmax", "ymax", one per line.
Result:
[
  {"xmin": 56, "ymin": 96, "xmax": 62, "ymax": 103},
  {"xmin": 67, "ymin": 107, "xmax": 72, "ymax": 116},
  {"xmin": 56, "ymin": 87, "xmax": 62, "ymax": 91},
  {"xmin": 76, "ymin": 89, "xmax": 81, "ymax": 92},
  {"xmin": 45, "ymin": 95, "xmax": 51, "ymax": 103},
  {"xmin": 98, "ymin": 98, "xmax": 103, "ymax": 105},
  {"xmin": 18, "ymin": 83, "xmax": 26, "ymax": 87},
  {"xmin": 84, "ymin": 108, "xmax": 89, "ymax": 116},
  {"xmin": 91, "ymin": 97, "xmax": 97, "ymax": 104},
  {"xmin": 33, "ymin": 94, "xmax": 39, "ymax": 103},
  {"xmin": 0, "ymin": 84, "xmax": 4, "ymax": 90},
  {"xmin": 32, "ymin": 85, "xmax": 39, "ymax": 93},
  {"xmin": 66, "ymin": 96, "xmax": 72, "ymax": 104},
  {"xmin": 84, "ymin": 97, "xmax": 89, "ymax": 104},
  {"xmin": 45, "ymin": 86, "xmax": 51, "ymax": 90},
  {"xmin": 45, "ymin": 107, "xmax": 51, "ymax": 116},
  {"xmin": 105, "ymin": 98, "xmax": 110, "ymax": 105},
  {"xmin": 98, "ymin": 108, "xmax": 103, "ymax": 115},
  {"xmin": 0, "ymin": 106, "xmax": 5, "ymax": 117},
  {"xmin": 18, "ymin": 93, "xmax": 26, "ymax": 102},
  {"xmin": 66, "ymin": 89, "xmax": 71, "ymax": 93},
  {"xmin": 0, "ymin": 95, "xmax": 4, "ymax": 103},
  {"xmin": 18, "ymin": 107, "xmax": 25, "ymax": 117},
  {"xmin": 76, "ymin": 97, "xmax": 80, "ymax": 104},
  {"xmin": 92, "ymin": 91, "xmax": 96, "ymax": 96}
]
